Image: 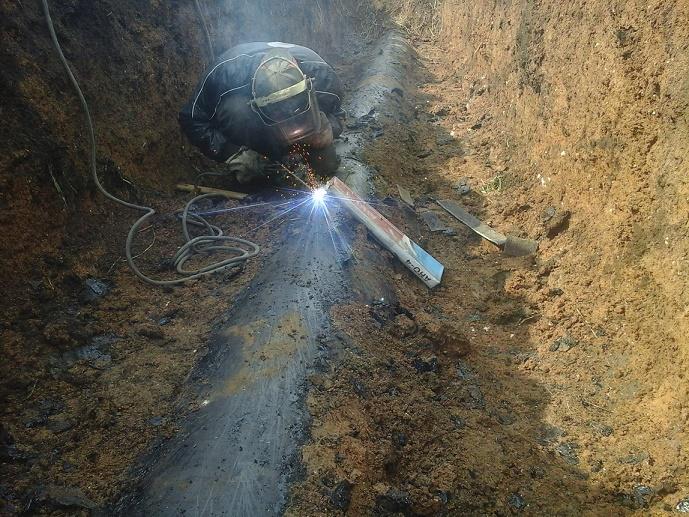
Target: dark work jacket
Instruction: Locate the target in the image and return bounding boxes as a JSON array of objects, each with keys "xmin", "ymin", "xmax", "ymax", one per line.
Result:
[{"xmin": 179, "ymin": 42, "xmax": 344, "ymax": 161}]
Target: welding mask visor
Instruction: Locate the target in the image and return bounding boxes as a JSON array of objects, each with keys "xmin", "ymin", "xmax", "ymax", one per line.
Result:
[{"xmin": 251, "ymin": 49, "xmax": 321, "ymax": 146}]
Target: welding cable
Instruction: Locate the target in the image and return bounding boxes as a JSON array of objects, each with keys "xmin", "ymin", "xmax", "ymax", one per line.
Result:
[
  {"xmin": 193, "ymin": 0, "xmax": 215, "ymax": 62},
  {"xmin": 41, "ymin": 0, "xmax": 259, "ymax": 285}
]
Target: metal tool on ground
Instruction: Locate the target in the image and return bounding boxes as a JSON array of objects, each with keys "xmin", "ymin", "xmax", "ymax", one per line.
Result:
[
  {"xmin": 418, "ymin": 209, "xmax": 454, "ymax": 234},
  {"xmin": 176, "ymin": 183, "xmax": 247, "ymax": 200},
  {"xmin": 437, "ymin": 199, "xmax": 538, "ymax": 257},
  {"xmin": 397, "ymin": 184, "xmax": 415, "ymax": 207},
  {"xmin": 328, "ymin": 177, "xmax": 444, "ymax": 287}
]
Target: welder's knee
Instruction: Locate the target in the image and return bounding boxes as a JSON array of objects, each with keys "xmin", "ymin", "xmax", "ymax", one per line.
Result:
[{"xmin": 309, "ymin": 144, "xmax": 340, "ymax": 178}]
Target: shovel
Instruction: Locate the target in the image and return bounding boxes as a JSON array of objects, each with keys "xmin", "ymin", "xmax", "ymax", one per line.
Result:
[{"xmin": 437, "ymin": 199, "xmax": 538, "ymax": 257}]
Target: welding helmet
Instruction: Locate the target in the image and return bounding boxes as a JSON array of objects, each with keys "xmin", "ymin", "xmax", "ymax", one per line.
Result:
[{"xmin": 251, "ymin": 49, "xmax": 322, "ymax": 146}]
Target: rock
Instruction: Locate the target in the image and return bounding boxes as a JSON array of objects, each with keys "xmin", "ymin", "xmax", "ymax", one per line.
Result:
[
  {"xmin": 495, "ymin": 412, "xmax": 516, "ymax": 425},
  {"xmin": 137, "ymin": 325, "xmax": 164, "ymax": 340},
  {"xmin": 369, "ymin": 300, "xmax": 396, "ymax": 325},
  {"xmin": 509, "ymin": 493, "xmax": 527, "ymax": 511},
  {"xmin": 76, "ymin": 344, "xmax": 112, "ymax": 368},
  {"xmin": 392, "ymin": 314, "xmax": 417, "ymax": 338},
  {"xmin": 450, "ymin": 415, "xmax": 466, "ymax": 429},
  {"xmin": 392, "ymin": 432, "xmax": 408, "ymax": 449},
  {"xmin": 80, "ymin": 278, "xmax": 110, "ymax": 303},
  {"xmin": 618, "ymin": 451, "xmax": 649, "ymax": 465},
  {"xmin": 464, "ymin": 385, "xmax": 485, "ymax": 409},
  {"xmin": 330, "ymin": 480, "xmax": 353, "ymax": 511},
  {"xmin": 550, "ymin": 334, "xmax": 577, "ymax": 352},
  {"xmin": 456, "ymin": 359, "xmax": 474, "ymax": 380},
  {"xmin": 148, "ymin": 416, "xmax": 165, "ymax": 427},
  {"xmin": 548, "ymin": 288, "xmax": 564, "ymax": 297},
  {"xmin": 544, "ymin": 209, "xmax": 571, "ymax": 238},
  {"xmin": 633, "ymin": 485, "xmax": 655, "ymax": 508},
  {"xmin": 529, "ymin": 466, "xmax": 545, "ymax": 479},
  {"xmin": 416, "ymin": 150, "xmax": 432, "ymax": 158},
  {"xmin": 676, "ymin": 497, "xmax": 689, "ymax": 513},
  {"xmin": 32, "ymin": 485, "xmax": 97, "ymax": 510},
  {"xmin": 591, "ymin": 422, "xmax": 614, "ymax": 437},
  {"xmin": 589, "ymin": 459, "xmax": 604, "ymax": 473},
  {"xmin": 412, "ymin": 355, "xmax": 439, "ymax": 374},
  {"xmin": 620, "ymin": 485, "xmax": 655, "ymax": 509},
  {"xmin": 453, "ymin": 177, "xmax": 472, "ymax": 195},
  {"xmin": 376, "ymin": 489, "xmax": 412, "ymax": 514},
  {"xmin": 47, "ymin": 416, "xmax": 74, "ymax": 433},
  {"xmin": 542, "ymin": 206, "xmax": 557, "ymax": 222},
  {"xmin": 350, "ymin": 378, "xmax": 368, "ymax": 398},
  {"xmin": 555, "ymin": 442, "xmax": 580, "ymax": 465}
]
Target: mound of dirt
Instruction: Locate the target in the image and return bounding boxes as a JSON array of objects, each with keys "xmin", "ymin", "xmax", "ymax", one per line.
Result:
[{"xmin": 287, "ymin": 1, "xmax": 688, "ymax": 514}]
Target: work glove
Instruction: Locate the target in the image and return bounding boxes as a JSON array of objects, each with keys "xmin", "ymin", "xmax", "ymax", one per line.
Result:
[{"xmin": 226, "ymin": 148, "xmax": 279, "ymax": 185}]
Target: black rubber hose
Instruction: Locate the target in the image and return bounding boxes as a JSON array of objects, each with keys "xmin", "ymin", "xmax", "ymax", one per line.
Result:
[
  {"xmin": 41, "ymin": 0, "xmax": 258, "ymax": 285},
  {"xmin": 194, "ymin": 0, "xmax": 215, "ymax": 62}
]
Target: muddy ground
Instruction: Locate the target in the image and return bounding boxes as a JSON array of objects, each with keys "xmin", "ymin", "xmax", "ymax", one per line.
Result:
[{"xmin": 2, "ymin": 0, "xmax": 689, "ymax": 515}]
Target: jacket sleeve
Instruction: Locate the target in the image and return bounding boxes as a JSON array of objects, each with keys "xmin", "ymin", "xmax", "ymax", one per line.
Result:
[
  {"xmin": 179, "ymin": 97, "xmax": 229, "ymax": 161},
  {"xmin": 178, "ymin": 53, "xmax": 253, "ymax": 161}
]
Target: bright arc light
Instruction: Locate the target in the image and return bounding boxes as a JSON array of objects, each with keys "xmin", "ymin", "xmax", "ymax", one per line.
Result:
[{"xmin": 311, "ymin": 187, "xmax": 327, "ymax": 204}]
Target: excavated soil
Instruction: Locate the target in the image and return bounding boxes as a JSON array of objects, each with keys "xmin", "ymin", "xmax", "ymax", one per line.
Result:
[
  {"xmin": 286, "ymin": 2, "xmax": 689, "ymax": 515},
  {"xmin": 2, "ymin": 0, "xmax": 688, "ymax": 515}
]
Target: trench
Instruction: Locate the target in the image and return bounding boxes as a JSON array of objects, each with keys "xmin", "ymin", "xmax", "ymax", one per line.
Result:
[
  {"xmin": 119, "ymin": 32, "xmax": 415, "ymax": 516},
  {"xmin": 3, "ymin": 1, "xmax": 689, "ymax": 515}
]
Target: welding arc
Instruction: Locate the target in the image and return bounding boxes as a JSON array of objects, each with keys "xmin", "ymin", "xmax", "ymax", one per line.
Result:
[{"xmin": 41, "ymin": 0, "xmax": 259, "ymax": 285}]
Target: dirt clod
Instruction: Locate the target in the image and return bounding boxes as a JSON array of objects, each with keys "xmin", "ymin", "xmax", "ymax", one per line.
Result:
[{"xmin": 330, "ymin": 480, "xmax": 354, "ymax": 511}]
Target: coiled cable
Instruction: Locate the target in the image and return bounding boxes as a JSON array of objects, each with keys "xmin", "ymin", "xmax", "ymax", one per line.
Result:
[{"xmin": 41, "ymin": 0, "xmax": 259, "ymax": 286}]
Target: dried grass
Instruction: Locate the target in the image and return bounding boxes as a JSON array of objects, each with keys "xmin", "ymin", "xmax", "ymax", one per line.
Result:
[{"xmin": 376, "ymin": 0, "xmax": 443, "ymax": 41}]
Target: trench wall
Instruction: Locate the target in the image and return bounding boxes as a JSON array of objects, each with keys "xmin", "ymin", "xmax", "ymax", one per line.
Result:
[{"xmin": 433, "ymin": 0, "xmax": 689, "ymax": 431}]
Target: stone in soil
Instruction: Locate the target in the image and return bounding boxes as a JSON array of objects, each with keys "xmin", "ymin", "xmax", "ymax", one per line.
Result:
[
  {"xmin": 350, "ymin": 378, "xmax": 368, "ymax": 398},
  {"xmin": 463, "ymin": 385, "xmax": 485, "ymax": 409},
  {"xmin": 453, "ymin": 177, "xmax": 471, "ymax": 195},
  {"xmin": 392, "ymin": 314, "xmax": 417, "ymax": 338},
  {"xmin": 456, "ymin": 359, "xmax": 474, "ymax": 380},
  {"xmin": 31, "ymin": 485, "xmax": 97, "ymax": 510},
  {"xmin": 588, "ymin": 458, "xmax": 604, "ymax": 473},
  {"xmin": 376, "ymin": 488, "xmax": 413, "ymax": 514},
  {"xmin": 590, "ymin": 421, "xmax": 614, "ymax": 437},
  {"xmin": 550, "ymin": 334, "xmax": 577, "ymax": 352},
  {"xmin": 137, "ymin": 324, "xmax": 165, "ymax": 340},
  {"xmin": 509, "ymin": 493, "xmax": 527, "ymax": 511},
  {"xmin": 544, "ymin": 209, "xmax": 571, "ymax": 238},
  {"xmin": 555, "ymin": 442, "xmax": 580, "ymax": 465},
  {"xmin": 330, "ymin": 480, "xmax": 353, "ymax": 511},
  {"xmin": 79, "ymin": 278, "xmax": 111, "ymax": 303},
  {"xmin": 619, "ymin": 484, "xmax": 655, "ymax": 509},
  {"xmin": 450, "ymin": 415, "xmax": 466, "ymax": 429},
  {"xmin": 412, "ymin": 355, "xmax": 439, "ymax": 374},
  {"xmin": 618, "ymin": 451, "xmax": 649, "ymax": 465},
  {"xmin": 676, "ymin": 497, "xmax": 689, "ymax": 513},
  {"xmin": 392, "ymin": 431, "xmax": 408, "ymax": 448}
]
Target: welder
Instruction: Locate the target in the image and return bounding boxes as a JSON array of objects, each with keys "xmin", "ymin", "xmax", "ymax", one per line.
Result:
[{"xmin": 179, "ymin": 42, "xmax": 345, "ymax": 185}]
